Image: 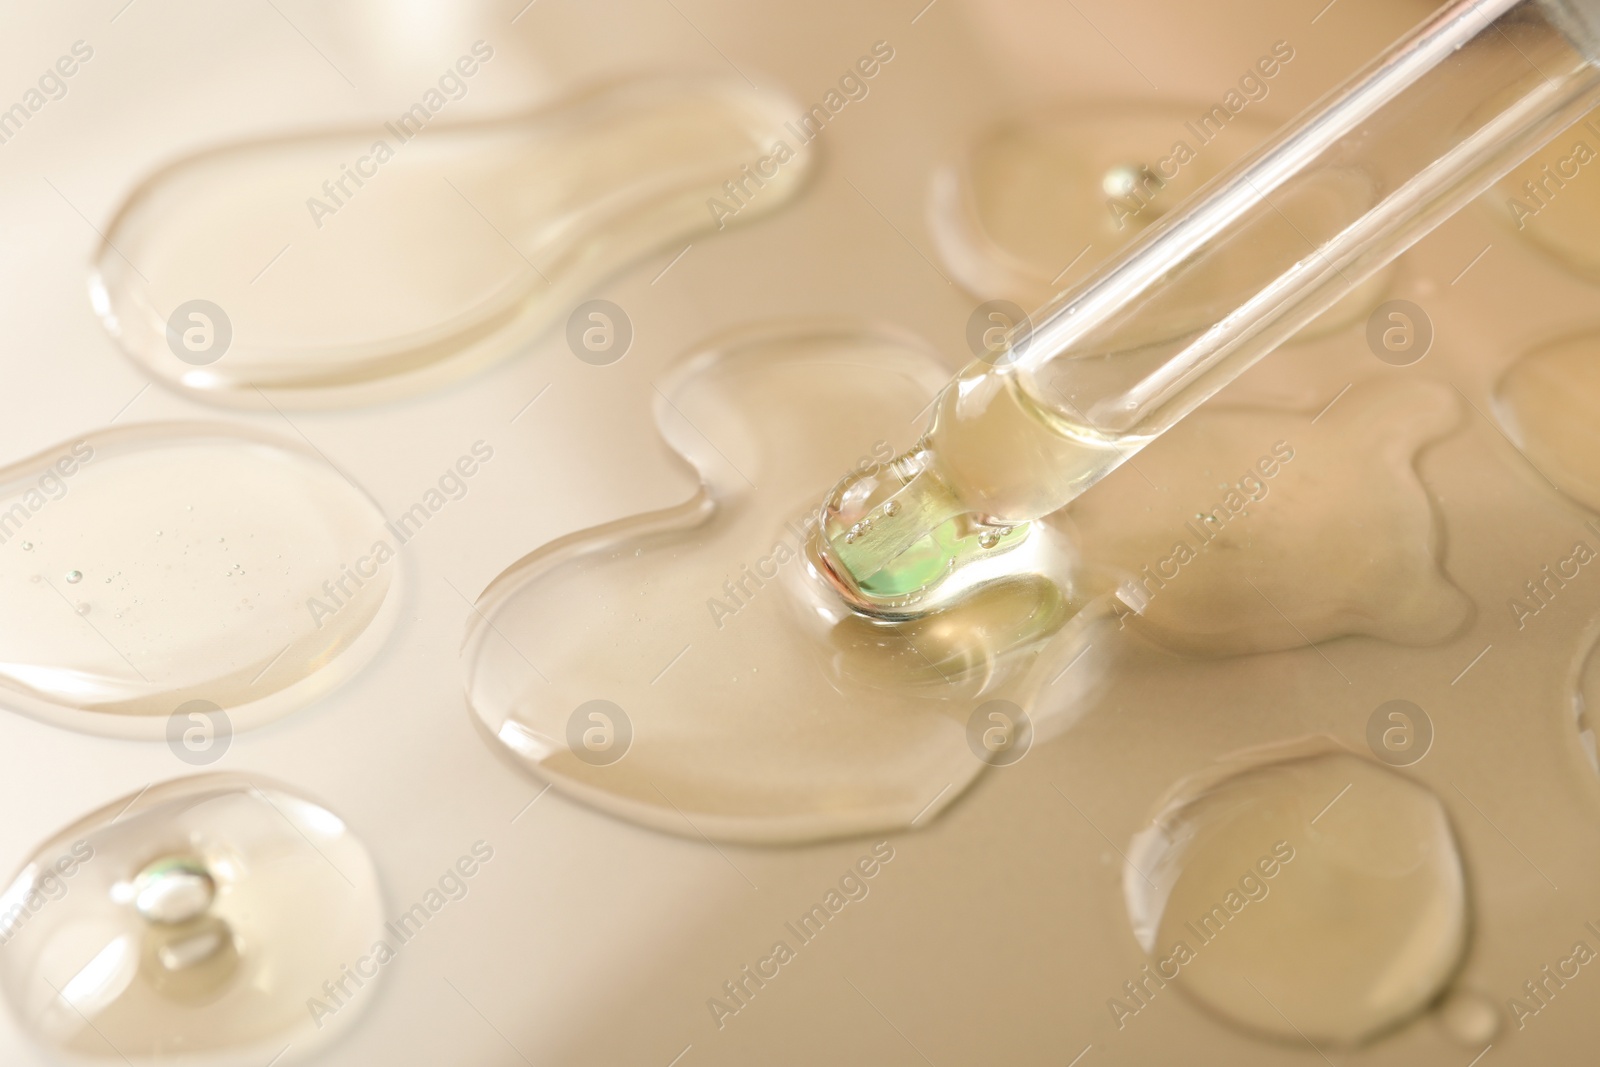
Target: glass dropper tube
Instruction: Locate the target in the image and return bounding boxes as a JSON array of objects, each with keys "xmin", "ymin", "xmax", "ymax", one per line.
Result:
[{"xmin": 818, "ymin": 0, "xmax": 1600, "ymax": 616}]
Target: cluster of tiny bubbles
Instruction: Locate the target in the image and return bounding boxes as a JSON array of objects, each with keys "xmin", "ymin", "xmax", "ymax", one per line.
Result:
[{"xmin": 977, "ymin": 525, "xmax": 1014, "ymax": 550}]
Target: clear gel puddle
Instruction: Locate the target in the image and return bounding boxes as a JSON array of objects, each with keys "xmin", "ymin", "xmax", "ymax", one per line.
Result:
[
  {"xmin": 91, "ymin": 79, "xmax": 810, "ymax": 407},
  {"xmin": 0, "ymin": 775, "xmax": 384, "ymax": 1066},
  {"xmin": 927, "ymin": 106, "xmax": 1390, "ymax": 336},
  {"xmin": 1495, "ymin": 332, "xmax": 1600, "ymax": 513},
  {"xmin": 1124, "ymin": 746, "xmax": 1468, "ymax": 1047},
  {"xmin": 1068, "ymin": 379, "xmax": 1473, "ymax": 655},
  {"xmin": 462, "ymin": 324, "xmax": 1111, "ymax": 843},
  {"xmin": 0, "ymin": 424, "xmax": 398, "ymax": 734}
]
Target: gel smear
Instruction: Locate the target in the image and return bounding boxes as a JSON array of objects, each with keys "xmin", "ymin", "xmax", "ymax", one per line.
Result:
[
  {"xmin": 462, "ymin": 323, "xmax": 1110, "ymax": 844},
  {"xmin": 1124, "ymin": 746, "xmax": 1468, "ymax": 1047},
  {"xmin": 91, "ymin": 79, "xmax": 811, "ymax": 407},
  {"xmin": 0, "ymin": 775, "xmax": 384, "ymax": 1066},
  {"xmin": 0, "ymin": 424, "xmax": 399, "ymax": 735}
]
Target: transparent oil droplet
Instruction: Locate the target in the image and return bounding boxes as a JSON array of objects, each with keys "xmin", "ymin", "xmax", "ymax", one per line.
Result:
[
  {"xmin": 463, "ymin": 324, "xmax": 1109, "ymax": 843},
  {"xmin": 0, "ymin": 774, "xmax": 384, "ymax": 1064},
  {"xmin": 1124, "ymin": 746, "xmax": 1467, "ymax": 1046},
  {"xmin": 0, "ymin": 424, "xmax": 401, "ymax": 734},
  {"xmin": 92, "ymin": 79, "xmax": 813, "ymax": 407},
  {"xmin": 927, "ymin": 105, "xmax": 1390, "ymax": 339}
]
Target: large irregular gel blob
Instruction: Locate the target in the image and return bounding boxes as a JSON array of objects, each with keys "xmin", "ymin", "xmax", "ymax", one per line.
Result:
[
  {"xmin": 91, "ymin": 79, "xmax": 811, "ymax": 406},
  {"xmin": 0, "ymin": 423, "xmax": 399, "ymax": 734},
  {"xmin": 462, "ymin": 324, "xmax": 1110, "ymax": 844},
  {"xmin": 0, "ymin": 775, "xmax": 384, "ymax": 1067},
  {"xmin": 1125, "ymin": 746, "xmax": 1468, "ymax": 1047}
]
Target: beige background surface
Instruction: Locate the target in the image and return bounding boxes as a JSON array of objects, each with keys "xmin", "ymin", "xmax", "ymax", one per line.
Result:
[{"xmin": 0, "ymin": 0, "xmax": 1596, "ymax": 1064}]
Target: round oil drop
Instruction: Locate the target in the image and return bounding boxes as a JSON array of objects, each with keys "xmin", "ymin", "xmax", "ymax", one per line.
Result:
[
  {"xmin": 1123, "ymin": 748, "xmax": 1468, "ymax": 1046},
  {"xmin": 0, "ymin": 775, "xmax": 385, "ymax": 1065},
  {"xmin": 0, "ymin": 423, "xmax": 400, "ymax": 736}
]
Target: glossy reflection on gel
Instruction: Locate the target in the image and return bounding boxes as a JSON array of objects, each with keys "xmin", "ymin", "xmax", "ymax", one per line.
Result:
[{"xmin": 0, "ymin": 775, "xmax": 384, "ymax": 1066}]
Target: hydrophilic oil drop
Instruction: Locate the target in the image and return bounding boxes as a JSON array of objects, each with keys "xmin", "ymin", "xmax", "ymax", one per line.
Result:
[
  {"xmin": 1495, "ymin": 331, "xmax": 1600, "ymax": 512},
  {"xmin": 0, "ymin": 774, "xmax": 384, "ymax": 1065},
  {"xmin": 0, "ymin": 423, "xmax": 400, "ymax": 735},
  {"xmin": 462, "ymin": 324, "xmax": 1111, "ymax": 843},
  {"xmin": 91, "ymin": 79, "xmax": 812, "ymax": 407},
  {"xmin": 927, "ymin": 106, "xmax": 1390, "ymax": 336},
  {"xmin": 1123, "ymin": 746, "xmax": 1468, "ymax": 1047}
]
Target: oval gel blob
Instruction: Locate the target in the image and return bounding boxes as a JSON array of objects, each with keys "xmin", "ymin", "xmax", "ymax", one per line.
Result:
[
  {"xmin": 0, "ymin": 423, "xmax": 399, "ymax": 735},
  {"xmin": 91, "ymin": 79, "xmax": 811, "ymax": 406},
  {"xmin": 1124, "ymin": 747, "xmax": 1468, "ymax": 1046},
  {"xmin": 0, "ymin": 775, "xmax": 384, "ymax": 1066}
]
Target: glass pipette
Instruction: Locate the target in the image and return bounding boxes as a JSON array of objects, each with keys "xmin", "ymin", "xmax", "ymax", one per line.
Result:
[{"xmin": 815, "ymin": 0, "xmax": 1600, "ymax": 618}]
